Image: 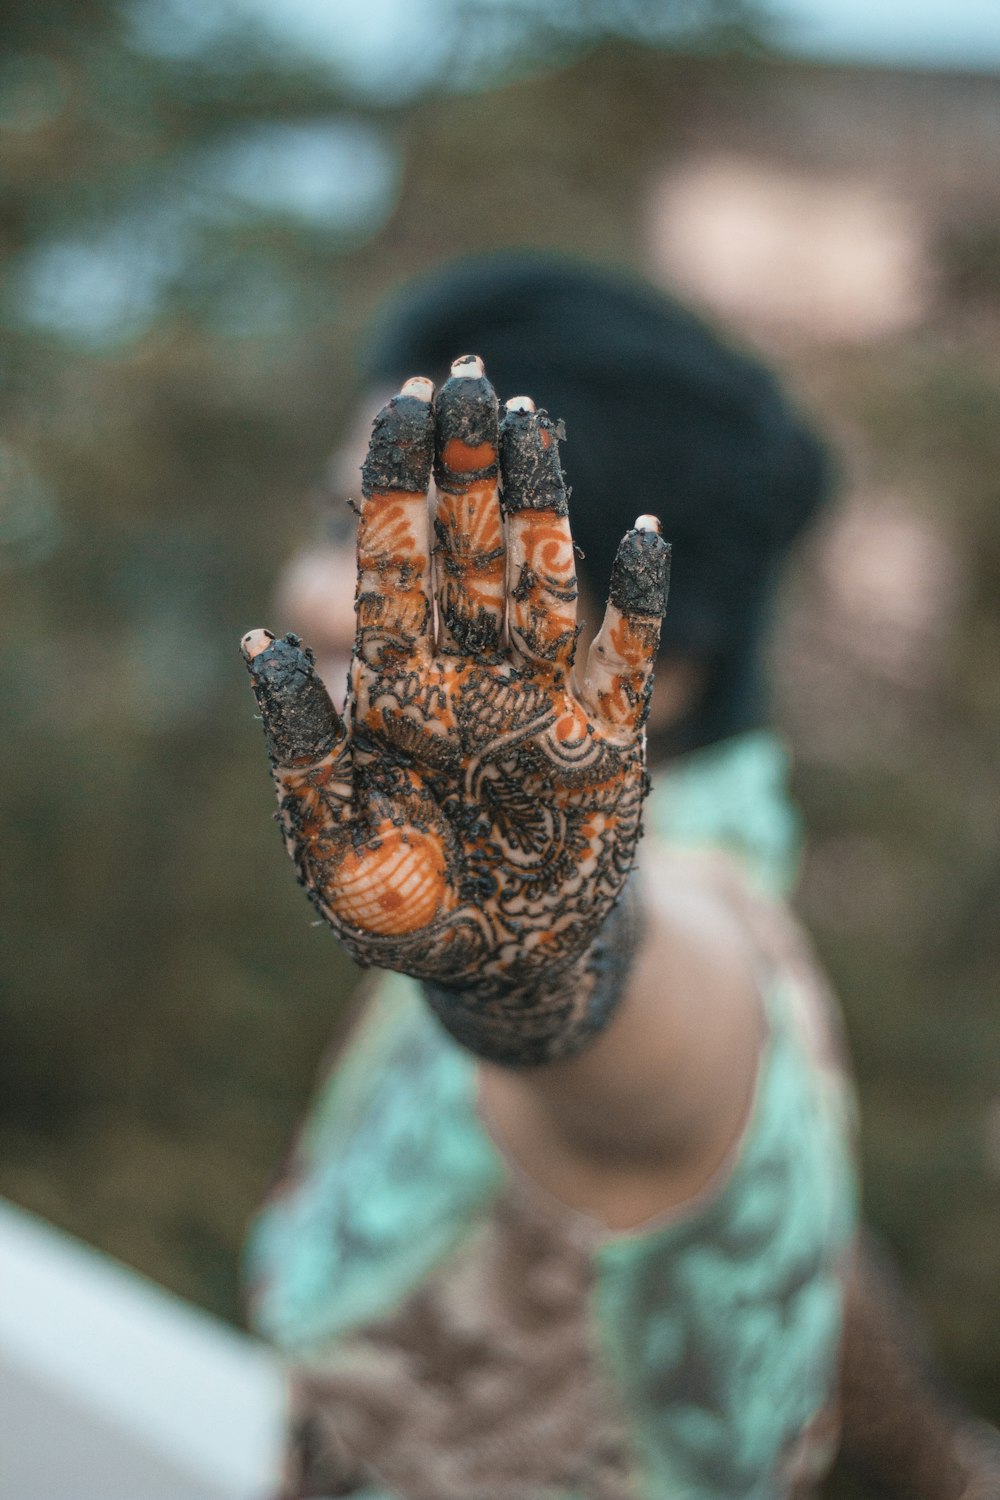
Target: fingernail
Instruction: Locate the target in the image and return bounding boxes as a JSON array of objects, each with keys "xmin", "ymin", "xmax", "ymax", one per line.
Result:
[
  {"xmin": 401, "ymin": 375, "xmax": 434, "ymax": 402},
  {"xmin": 450, "ymin": 354, "xmax": 485, "ymax": 379},
  {"xmin": 505, "ymin": 395, "xmax": 536, "ymax": 414},
  {"xmin": 634, "ymin": 514, "xmax": 662, "ymax": 534},
  {"xmin": 241, "ymin": 628, "xmax": 275, "ymax": 663}
]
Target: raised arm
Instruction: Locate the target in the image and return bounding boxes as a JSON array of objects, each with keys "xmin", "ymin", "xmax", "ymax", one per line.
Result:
[{"xmin": 241, "ymin": 357, "xmax": 761, "ymax": 1207}]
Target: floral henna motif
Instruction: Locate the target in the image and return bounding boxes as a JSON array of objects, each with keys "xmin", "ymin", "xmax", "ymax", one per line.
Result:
[{"xmin": 242, "ymin": 359, "xmax": 671, "ymax": 1065}]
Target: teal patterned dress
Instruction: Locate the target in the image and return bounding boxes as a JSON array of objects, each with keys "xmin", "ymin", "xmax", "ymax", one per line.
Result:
[{"xmin": 246, "ymin": 733, "xmax": 859, "ymax": 1500}]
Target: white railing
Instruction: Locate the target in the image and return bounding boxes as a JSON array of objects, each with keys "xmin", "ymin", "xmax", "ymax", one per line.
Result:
[{"xmin": 0, "ymin": 1200, "xmax": 285, "ymax": 1500}]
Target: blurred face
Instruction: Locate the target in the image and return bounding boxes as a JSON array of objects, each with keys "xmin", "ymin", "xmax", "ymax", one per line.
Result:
[
  {"xmin": 274, "ymin": 391, "xmax": 704, "ymax": 752},
  {"xmin": 273, "ymin": 391, "xmax": 392, "ymax": 703}
]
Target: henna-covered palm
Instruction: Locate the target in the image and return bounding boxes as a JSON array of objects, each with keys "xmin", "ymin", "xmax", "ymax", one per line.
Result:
[{"xmin": 242, "ymin": 356, "xmax": 670, "ymax": 1064}]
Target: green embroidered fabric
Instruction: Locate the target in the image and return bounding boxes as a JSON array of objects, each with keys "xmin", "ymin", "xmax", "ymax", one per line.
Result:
[
  {"xmin": 594, "ymin": 974, "xmax": 856, "ymax": 1496},
  {"xmin": 246, "ymin": 733, "xmax": 858, "ymax": 1497},
  {"xmin": 647, "ymin": 729, "xmax": 802, "ymax": 898},
  {"xmin": 247, "ymin": 976, "xmax": 504, "ymax": 1352}
]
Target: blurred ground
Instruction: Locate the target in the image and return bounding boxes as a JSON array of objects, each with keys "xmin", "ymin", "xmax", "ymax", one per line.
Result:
[{"xmin": 1, "ymin": 19, "xmax": 998, "ymax": 1488}]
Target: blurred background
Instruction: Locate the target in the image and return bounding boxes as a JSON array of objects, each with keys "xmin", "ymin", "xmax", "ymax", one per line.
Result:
[{"xmin": 2, "ymin": 0, "xmax": 999, "ymax": 1484}]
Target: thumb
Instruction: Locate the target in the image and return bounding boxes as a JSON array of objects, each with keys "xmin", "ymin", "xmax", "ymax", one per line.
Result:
[{"xmin": 240, "ymin": 630, "xmax": 346, "ymax": 769}]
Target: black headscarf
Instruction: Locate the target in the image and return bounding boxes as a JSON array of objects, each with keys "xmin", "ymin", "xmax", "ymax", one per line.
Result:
[{"xmin": 363, "ymin": 252, "xmax": 835, "ymax": 753}]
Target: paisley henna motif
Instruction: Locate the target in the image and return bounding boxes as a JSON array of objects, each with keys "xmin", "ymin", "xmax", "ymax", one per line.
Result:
[{"xmin": 243, "ymin": 362, "xmax": 670, "ymax": 1065}]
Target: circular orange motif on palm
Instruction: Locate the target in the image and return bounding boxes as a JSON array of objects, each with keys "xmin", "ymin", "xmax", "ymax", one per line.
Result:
[{"xmin": 331, "ymin": 825, "xmax": 447, "ymax": 935}]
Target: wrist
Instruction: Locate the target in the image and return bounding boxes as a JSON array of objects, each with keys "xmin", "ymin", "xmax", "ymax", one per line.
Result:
[{"xmin": 421, "ymin": 875, "xmax": 645, "ymax": 1067}]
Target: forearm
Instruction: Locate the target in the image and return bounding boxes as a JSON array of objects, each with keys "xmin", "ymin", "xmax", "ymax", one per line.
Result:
[{"xmin": 474, "ymin": 848, "xmax": 764, "ymax": 1199}]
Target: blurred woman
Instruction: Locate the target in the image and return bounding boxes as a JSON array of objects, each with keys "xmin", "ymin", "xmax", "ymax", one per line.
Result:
[{"xmin": 242, "ymin": 255, "xmax": 998, "ymax": 1499}]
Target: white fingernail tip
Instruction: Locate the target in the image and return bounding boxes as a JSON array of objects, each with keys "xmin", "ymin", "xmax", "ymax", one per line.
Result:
[
  {"xmin": 450, "ymin": 353, "xmax": 485, "ymax": 379},
  {"xmin": 634, "ymin": 514, "xmax": 662, "ymax": 534},
  {"xmin": 505, "ymin": 395, "xmax": 536, "ymax": 413},
  {"xmin": 401, "ymin": 375, "xmax": 434, "ymax": 402},
  {"xmin": 241, "ymin": 628, "xmax": 275, "ymax": 661}
]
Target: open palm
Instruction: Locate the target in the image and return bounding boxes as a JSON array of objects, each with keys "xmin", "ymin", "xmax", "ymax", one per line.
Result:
[{"xmin": 242, "ymin": 356, "xmax": 669, "ymax": 1062}]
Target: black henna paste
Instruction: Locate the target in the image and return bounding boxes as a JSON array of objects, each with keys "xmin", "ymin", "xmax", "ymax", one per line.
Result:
[
  {"xmin": 434, "ymin": 374, "xmax": 499, "ymax": 488},
  {"xmin": 361, "ymin": 394, "xmax": 434, "ymax": 496},
  {"xmin": 498, "ymin": 408, "xmax": 569, "ymax": 514},
  {"xmin": 439, "ymin": 596, "xmax": 503, "ymax": 658},
  {"xmin": 245, "ymin": 634, "xmax": 342, "ymax": 766},
  {"xmin": 582, "ymin": 877, "xmax": 645, "ymax": 1039},
  {"xmin": 609, "ymin": 531, "xmax": 672, "ymax": 618}
]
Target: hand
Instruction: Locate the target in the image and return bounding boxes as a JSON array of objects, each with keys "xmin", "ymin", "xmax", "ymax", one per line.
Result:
[{"xmin": 241, "ymin": 356, "xmax": 670, "ymax": 1064}]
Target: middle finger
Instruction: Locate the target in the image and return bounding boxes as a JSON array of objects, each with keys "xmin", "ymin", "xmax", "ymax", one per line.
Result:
[{"xmin": 432, "ymin": 355, "xmax": 506, "ymax": 657}]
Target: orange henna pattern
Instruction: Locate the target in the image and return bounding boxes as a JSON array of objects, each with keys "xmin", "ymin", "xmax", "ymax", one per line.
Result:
[
  {"xmin": 357, "ymin": 494, "xmax": 426, "ymax": 574},
  {"xmin": 434, "ymin": 483, "xmax": 506, "ymax": 656},
  {"xmin": 609, "ymin": 612, "xmax": 660, "ymax": 666},
  {"xmin": 597, "ymin": 672, "xmax": 645, "ymax": 728},
  {"xmin": 581, "ymin": 597, "xmax": 664, "ymax": 735},
  {"xmin": 329, "ymin": 825, "xmax": 450, "ymax": 936},
  {"xmin": 554, "ymin": 706, "xmax": 586, "ymax": 742},
  {"xmin": 517, "ymin": 514, "xmax": 575, "ymax": 583},
  {"xmin": 509, "ymin": 509, "xmax": 578, "ymax": 660},
  {"xmin": 441, "ymin": 438, "xmax": 496, "ymax": 474},
  {"xmin": 435, "ymin": 488, "xmax": 505, "ymax": 584}
]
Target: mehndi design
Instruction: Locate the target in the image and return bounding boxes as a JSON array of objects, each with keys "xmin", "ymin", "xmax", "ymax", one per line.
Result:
[{"xmin": 242, "ymin": 357, "xmax": 670, "ymax": 1065}]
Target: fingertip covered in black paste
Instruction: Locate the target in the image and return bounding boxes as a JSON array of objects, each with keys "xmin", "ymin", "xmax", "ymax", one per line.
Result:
[
  {"xmin": 361, "ymin": 394, "xmax": 435, "ymax": 497},
  {"xmin": 434, "ymin": 374, "xmax": 499, "ymax": 482},
  {"xmin": 609, "ymin": 531, "xmax": 672, "ymax": 617},
  {"xmin": 498, "ymin": 408, "xmax": 569, "ymax": 515},
  {"xmin": 246, "ymin": 634, "xmax": 342, "ymax": 764}
]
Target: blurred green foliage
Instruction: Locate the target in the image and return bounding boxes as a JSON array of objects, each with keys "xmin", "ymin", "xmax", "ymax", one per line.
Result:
[
  {"xmin": 1, "ymin": 3, "xmax": 998, "ymax": 1490},
  {"xmin": 783, "ymin": 337, "xmax": 1000, "ymax": 1423}
]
